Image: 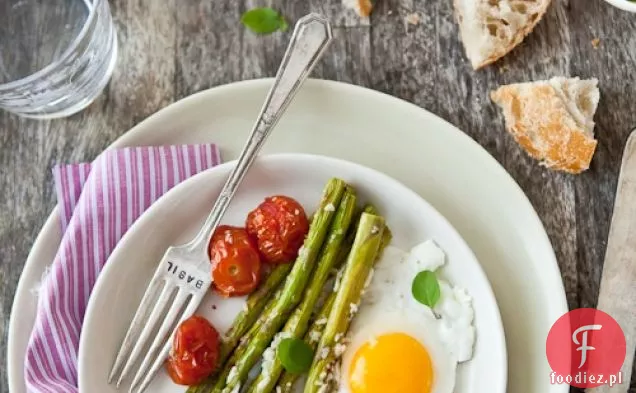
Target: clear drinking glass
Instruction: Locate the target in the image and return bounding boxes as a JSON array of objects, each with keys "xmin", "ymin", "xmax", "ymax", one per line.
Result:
[{"xmin": 0, "ymin": 0, "xmax": 117, "ymax": 119}]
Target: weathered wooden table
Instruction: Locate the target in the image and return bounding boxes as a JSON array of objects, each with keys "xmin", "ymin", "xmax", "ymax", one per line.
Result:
[{"xmin": 1, "ymin": 0, "xmax": 634, "ymax": 392}]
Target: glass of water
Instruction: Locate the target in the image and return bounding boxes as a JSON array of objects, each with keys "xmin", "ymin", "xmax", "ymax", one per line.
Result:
[{"xmin": 0, "ymin": 0, "xmax": 117, "ymax": 119}]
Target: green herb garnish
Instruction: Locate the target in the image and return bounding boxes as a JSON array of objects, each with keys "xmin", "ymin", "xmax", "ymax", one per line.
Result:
[
  {"xmin": 241, "ymin": 8, "xmax": 288, "ymax": 34},
  {"xmin": 412, "ymin": 270, "xmax": 441, "ymax": 308},
  {"xmin": 277, "ymin": 337, "xmax": 314, "ymax": 374}
]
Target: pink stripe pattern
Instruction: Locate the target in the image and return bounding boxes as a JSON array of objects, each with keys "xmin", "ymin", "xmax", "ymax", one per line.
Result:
[{"xmin": 25, "ymin": 144, "xmax": 221, "ymax": 393}]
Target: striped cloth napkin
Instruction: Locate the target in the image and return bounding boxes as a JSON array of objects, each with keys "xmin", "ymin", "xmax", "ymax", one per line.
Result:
[{"xmin": 24, "ymin": 144, "xmax": 222, "ymax": 393}]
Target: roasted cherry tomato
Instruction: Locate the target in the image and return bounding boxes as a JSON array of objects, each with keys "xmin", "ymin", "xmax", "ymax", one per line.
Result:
[
  {"xmin": 246, "ymin": 196, "xmax": 309, "ymax": 264},
  {"xmin": 208, "ymin": 225, "xmax": 261, "ymax": 297},
  {"xmin": 166, "ymin": 315, "xmax": 220, "ymax": 385}
]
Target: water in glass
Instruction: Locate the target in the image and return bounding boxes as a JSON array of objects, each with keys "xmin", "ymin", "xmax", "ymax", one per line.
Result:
[{"xmin": 0, "ymin": 0, "xmax": 117, "ymax": 118}]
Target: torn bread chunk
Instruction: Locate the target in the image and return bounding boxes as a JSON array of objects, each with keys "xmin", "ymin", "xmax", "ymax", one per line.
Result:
[
  {"xmin": 453, "ymin": 0, "xmax": 552, "ymax": 69},
  {"xmin": 491, "ymin": 77, "xmax": 600, "ymax": 174},
  {"xmin": 343, "ymin": 0, "xmax": 375, "ymax": 17}
]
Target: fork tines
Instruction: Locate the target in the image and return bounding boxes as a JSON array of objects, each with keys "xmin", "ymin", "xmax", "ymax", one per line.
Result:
[{"xmin": 108, "ymin": 252, "xmax": 211, "ymax": 393}]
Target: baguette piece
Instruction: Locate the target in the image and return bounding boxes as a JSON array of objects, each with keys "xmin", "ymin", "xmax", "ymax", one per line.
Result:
[
  {"xmin": 454, "ymin": 0, "xmax": 551, "ymax": 69},
  {"xmin": 491, "ymin": 77, "xmax": 600, "ymax": 174}
]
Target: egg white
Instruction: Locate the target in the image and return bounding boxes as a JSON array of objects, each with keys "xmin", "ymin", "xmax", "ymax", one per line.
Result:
[
  {"xmin": 335, "ymin": 240, "xmax": 476, "ymax": 393},
  {"xmin": 338, "ymin": 310, "xmax": 457, "ymax": 393}
]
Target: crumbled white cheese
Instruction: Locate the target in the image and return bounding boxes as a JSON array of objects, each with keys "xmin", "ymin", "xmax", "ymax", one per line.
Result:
[
  {"xmin": 349, "ymin": 303, "xmax": 359, "ymax": 315},
  {"xmin": 334, "ymin": 343, "xmax": 347, "ymax": 357},
  {"xmin": 309, "ymin": 330, "xmax": 322, "ymax": 343},
  {"xmin": 364, "ymin": 269, "xmax": 375, "ymax": 290},
  {"xmin": 227, "ymin": 366, "xmax": 238, "ymax": 383},
  {"xmin": 320, "ymin": 347, "xmax": 329, "ymax": 359},
  {"xmin": 371, "ymin": 225, "xmax": 380, "ymax": 235},
  {"xmin": 333, "ymin": 269, "xmax": 343, "ymax": 292},
  {"xmin": 332, "ymin": 361, "xmax": 341, "ymax": 381},
  {"xmin": 324, "ymin": 203, "xmax": 335, "ymax": 212},
  {"xmin": 256, "ymin": 377, "xmax": 270, "ymax": 391},
  {"xmin": 334, "ymin": 333, "xmax": 343, "ymax": 343},
  {"xmin": 297, "ymin": 245, "xmax": 307, "ymax": 258},
  {"xmin": 315, "ymin": 318, "xmax": 328, "ymax": 326},
  {"xmin": 261, "ymin": 332, "xmax": 292, "ymax": 382}
]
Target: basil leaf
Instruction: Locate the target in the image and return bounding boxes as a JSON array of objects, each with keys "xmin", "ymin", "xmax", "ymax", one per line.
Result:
[
  {"xmin": 412, "ymin": 270, "xmax": 441, "ymax": 308},
  {"xmin": 241, "ymin": 8, "xmax": 288, "ymax": 34},
  {"xmin": 278, "ymin": 15, "xmax": 289, "ymax": 32},
  {"xmin": 277, "ymin": 337, "xmax": 314, "ymax": 374}
]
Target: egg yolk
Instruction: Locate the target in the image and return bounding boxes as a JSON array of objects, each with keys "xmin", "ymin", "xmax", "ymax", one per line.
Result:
[{"xmin": 348, "ymin": 333, "xmax": 434, "ymax": 393}]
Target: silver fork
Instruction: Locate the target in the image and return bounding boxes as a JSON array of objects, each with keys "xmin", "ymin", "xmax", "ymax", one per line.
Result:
[{"xmin": 107, "ymin": 13, "xmax": 333, "ymax": 393}]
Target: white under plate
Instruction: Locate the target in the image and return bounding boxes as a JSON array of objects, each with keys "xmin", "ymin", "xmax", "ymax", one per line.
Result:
[
  {"xmin": 8, "ymin": 78, "xmax": 568, "ymax": 393},
  {"xmin": 78, "ymin": 154, "xmax": 506, "ymax": 393}
]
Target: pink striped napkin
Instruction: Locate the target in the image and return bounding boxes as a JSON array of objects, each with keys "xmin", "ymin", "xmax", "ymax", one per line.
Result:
[{"xmin": 24, "ymin": 144, "xmax": 222, "ymax": 393}]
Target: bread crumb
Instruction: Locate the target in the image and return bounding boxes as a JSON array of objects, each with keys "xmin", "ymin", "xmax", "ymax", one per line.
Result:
[
  {"xmin": 591, "ymin": 38, "xmax": 601, "ymax": 49},
  {"xmin": 405, "ymin": 12, "xmax": 420, "ymax": 26}
]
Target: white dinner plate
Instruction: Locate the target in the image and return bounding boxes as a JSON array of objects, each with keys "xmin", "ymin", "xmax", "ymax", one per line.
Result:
[
  {"xmin": 8, "ymin": 78, "xmax": 568, "ymax": 393},
  {"xmin": 78, "ymin": 154, "xmax": 507, "ymax": 393}
]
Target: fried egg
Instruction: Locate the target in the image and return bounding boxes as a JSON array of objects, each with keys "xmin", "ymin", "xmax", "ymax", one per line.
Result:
[{"xmin": 336, "ymin": 240, "xmax": 475, "ymax": 393}]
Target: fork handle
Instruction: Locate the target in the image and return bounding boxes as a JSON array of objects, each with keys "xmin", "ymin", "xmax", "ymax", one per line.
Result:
[{"xmin": 187, "ymin": 14, "xmax": 333, "ymax": 252}]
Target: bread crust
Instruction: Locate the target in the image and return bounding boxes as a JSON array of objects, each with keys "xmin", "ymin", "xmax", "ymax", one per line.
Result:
[
  {"xmin": 491, "ymin": 81, "xmax": 598, "ymax": 174},
  {"xmin": 454, "ymin": 0, "xmax": 552, "ymax": 69}
]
